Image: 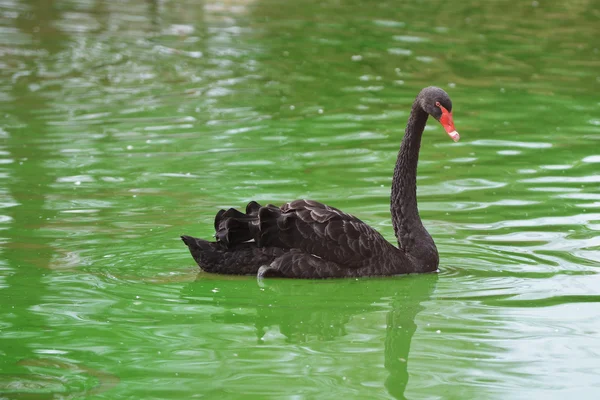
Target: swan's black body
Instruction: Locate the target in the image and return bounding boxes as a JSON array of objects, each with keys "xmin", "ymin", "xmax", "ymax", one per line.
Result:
[{"xmin": 182, "ymin": 87, "xmax": 457, "ymax": 278}]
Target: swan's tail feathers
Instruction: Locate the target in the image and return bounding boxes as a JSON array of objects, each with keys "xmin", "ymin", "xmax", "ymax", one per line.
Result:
[
  {"xmin": 180, "ymin": 235, "xmax": 222, "ymax": 268},
  {"xmin": 180, "ymin": 235, "xmax": 234, "ymax": 274},
  {"xmin": 181, "ymin": 235, "xmax": 286, "ymax": 275}
]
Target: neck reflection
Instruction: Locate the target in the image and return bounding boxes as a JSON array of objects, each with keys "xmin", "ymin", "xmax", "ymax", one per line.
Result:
[{"xmin": 201, "ymin": 274, "xmax": 437, "ymax": 399}]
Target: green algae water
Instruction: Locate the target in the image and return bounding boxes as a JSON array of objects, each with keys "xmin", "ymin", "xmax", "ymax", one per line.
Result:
[{"xmin": 1, "ymin": 0, "xmax": 600, "ymax": 398}]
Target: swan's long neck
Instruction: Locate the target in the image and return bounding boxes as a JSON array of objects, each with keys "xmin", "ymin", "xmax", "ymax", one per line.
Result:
[{"xmin": 390, "ymin": 101, "xmax": 438, "ymax": 267}]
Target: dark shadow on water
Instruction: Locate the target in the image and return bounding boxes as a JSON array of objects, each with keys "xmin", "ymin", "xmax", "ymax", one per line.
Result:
[{"xmin": 193, "ymin": 273, "xmax": 437, "ymax": 400}]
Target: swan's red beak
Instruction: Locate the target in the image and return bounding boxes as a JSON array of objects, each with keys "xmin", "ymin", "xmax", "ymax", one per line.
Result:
[{"xmin": 439, "ymin": 105, "xmax": 460, "ymax": 142}]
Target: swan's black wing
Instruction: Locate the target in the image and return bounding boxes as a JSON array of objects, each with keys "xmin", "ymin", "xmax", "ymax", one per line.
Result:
[{"xmin": 216, "ymin": 199, "xmax": 398, "ymax": 268}]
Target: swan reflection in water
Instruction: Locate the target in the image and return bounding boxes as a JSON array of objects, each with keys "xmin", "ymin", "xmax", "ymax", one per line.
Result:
[{"xmin": 200, "ymin": 273, "xmax": 437, "ymax": 399}]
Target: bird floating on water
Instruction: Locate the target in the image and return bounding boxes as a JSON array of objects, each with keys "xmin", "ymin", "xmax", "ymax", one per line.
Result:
[{"xmin": 182, "ymin": 86, "xmax": 460, "ymax": 279}]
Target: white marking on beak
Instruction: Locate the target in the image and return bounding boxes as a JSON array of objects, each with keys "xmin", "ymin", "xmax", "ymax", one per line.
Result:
[{"xmin": 448, "ymin": 130, "xmax": 460, "ymax": 142}]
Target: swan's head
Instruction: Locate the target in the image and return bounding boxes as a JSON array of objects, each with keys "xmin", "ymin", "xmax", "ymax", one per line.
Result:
[{"xmin": 419, "ymin": 86, "xmax": 460, "ymax": 142}]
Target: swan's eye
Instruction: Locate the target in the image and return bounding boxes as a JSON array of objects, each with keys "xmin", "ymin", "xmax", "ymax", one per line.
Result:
[{"xmin": 435, "ymin": 101, "xmax": 441, "ymax": 107}]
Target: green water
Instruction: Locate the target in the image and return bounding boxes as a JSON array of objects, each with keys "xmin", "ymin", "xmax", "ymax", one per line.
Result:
[{"xmin": 1, "ymin": 0, "xmax": 600, "ymax": 398}]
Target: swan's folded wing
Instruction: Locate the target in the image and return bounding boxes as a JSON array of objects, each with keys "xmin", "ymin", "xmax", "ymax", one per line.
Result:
[{"xmin": 261, "ymin": 199, "xmax": 396, "ymax": 268}]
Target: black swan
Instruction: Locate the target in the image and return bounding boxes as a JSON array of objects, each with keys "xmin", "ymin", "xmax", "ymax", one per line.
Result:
[{"xmin": 182, "ymin": 86, "xmax": 459, "ymax": 279}]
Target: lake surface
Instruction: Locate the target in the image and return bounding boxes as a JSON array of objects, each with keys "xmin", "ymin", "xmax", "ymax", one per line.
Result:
[{"xmin": 1, "ymin": 0, "xmax": 600, "ymax": 398}]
